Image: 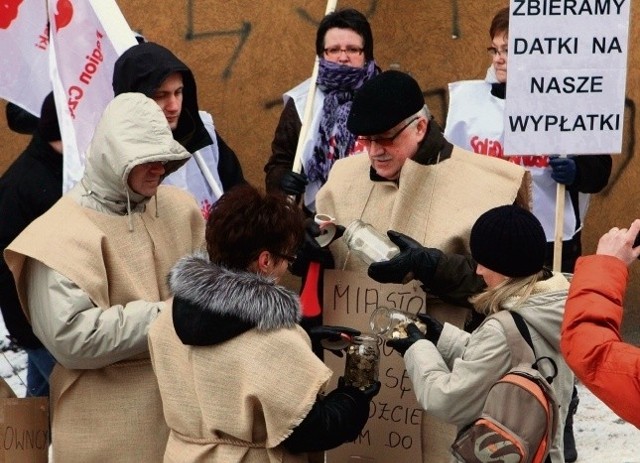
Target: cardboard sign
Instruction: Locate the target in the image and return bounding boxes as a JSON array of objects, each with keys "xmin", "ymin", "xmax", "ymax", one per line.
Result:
[
  {"xmin": 504, "ymin": 0, "xmax": 631, "ymax": 155},
  {"xmin": 0, "ymin": 397, "xmax": 49, "ymax": 463},
  {"xmin": 323, "ymin": 269, "xmax": 428, "ymax": 463}
]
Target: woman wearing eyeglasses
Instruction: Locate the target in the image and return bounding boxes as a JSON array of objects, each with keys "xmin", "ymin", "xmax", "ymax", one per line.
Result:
[
  {"xmin": 148, "ymin": 183, "xmax": 379, "ymax": 462},
  {"xmin": 444, "ymin": 7, "xmax": 612, "ymax": 462},
  {"xmin": 264, "ymin": 8, "xmax": 380, "ymax": 215}
]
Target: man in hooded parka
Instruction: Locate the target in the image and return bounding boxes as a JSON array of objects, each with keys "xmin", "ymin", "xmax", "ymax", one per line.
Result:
[
  {"xmin": 112, "ymin": 42, "xmax": 245, "ymax": 217},
  {"xmin": 4, "ymin": 93, "xmax": 205, "ymax": 462}
]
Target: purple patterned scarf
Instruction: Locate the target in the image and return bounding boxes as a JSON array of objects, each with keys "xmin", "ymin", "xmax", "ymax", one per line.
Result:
[{"xmin": 306, "ymin": 59, "xmax": 379, "ymax": 184}]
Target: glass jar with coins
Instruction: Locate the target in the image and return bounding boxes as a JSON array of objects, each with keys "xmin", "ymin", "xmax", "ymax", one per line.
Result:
[
  {"xmin": 369, "ymin": 306, "xmax": 427, "ymax": 340},
  {"xmin": 342, "ymin": 334, "xmax": 380, "ymax": 390}
]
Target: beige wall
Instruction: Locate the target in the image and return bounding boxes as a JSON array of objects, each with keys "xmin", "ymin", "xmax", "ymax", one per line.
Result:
[{"xmin": 2, "ymin": 0, "xmax": 639, "ymax": 338}]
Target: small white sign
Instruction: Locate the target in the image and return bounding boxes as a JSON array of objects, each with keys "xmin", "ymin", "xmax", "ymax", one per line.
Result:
[{"xmin": 504, "ymin": 0, "xmax": 631, "ymax": 155}]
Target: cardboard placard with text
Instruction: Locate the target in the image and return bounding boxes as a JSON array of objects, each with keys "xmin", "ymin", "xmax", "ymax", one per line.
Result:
[
  {"xmin": 323, "ymin": 269, "xmax": 428, "ymax": 463},
  {"xmin": 0, "ymin": 397, "xmax": 49, "ymax": 463}
]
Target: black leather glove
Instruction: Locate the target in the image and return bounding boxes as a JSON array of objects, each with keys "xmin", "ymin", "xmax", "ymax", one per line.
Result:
[
  {"xmin": 386, "ymin": 323, "xmax": 426, "ymax": 357},
  {"xmin": 290, "ymin": 219, "xmax": 335, "ymax": 276},
  {"xmin": 308, "ymin": 325, "xmax": 361, "ymax": 357},
  {"xmin": 360, "ymin": 380, "xmax": 381, "ymax": 401},
  {"xmin": 282, "ymin": 380, "xmax": 376, "ymax": 452},
  {"xmin": 368, "ymin": 230, "xmax": 443, "ymax": 286},
  {"xmin": 280, "ymin": 171, "xmax": 308, "ymax": 196},
  {"xmin": 337, "ymin": 377, "xmax": 381, "ymax": 401},
  {"xmin": 417, "ymin": 313, "xmax": 444, "ymax": 345}
]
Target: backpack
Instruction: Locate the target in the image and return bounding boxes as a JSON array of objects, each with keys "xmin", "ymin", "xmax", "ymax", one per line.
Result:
[{"xmin": 451, "ymin": 310, "xmax": 559, "ymax": 463}]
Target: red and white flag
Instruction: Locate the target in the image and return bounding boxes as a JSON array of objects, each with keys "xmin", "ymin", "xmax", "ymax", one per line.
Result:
[
  {"xmin": 48, "ymin": 0, "xmax": 136, "ymax": 191},
  {"xmin": 0, "ymin": 0, "xmax": 51, "ymax": 115}
]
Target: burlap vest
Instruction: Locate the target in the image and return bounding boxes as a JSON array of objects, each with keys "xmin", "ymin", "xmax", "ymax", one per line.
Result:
[
  {"xmin": 149, "ymin": 305, "xmax": 332, "ymax": 463},
  {"xmin": 5, "ymin": 186, "xmax": 205, "ymax": 463},
  {"xmin": 316, "ymin": 148, "xmax": 530, "ymax": 463}
]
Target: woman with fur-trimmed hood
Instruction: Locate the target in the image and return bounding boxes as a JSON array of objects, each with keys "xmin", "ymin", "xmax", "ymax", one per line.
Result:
[{"xmin": 149, "ymin": 184, "xmax": 379, "ymax": 462}]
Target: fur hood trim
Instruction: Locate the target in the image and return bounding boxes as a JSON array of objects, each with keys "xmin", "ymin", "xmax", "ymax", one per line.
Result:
[{"xmin": 169, "ymin": 253, "xmax": 301, "ymax": 331}]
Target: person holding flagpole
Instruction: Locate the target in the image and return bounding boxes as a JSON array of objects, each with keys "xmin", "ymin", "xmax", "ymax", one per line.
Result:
[
  {"xmin": 263, "ymin": 8, "xmax": 380, "ymax": 357},
  {"xmin": 264, "ymin": 8, "xmax": 379, "ymax": 216},
  {"xmin": 112, "ymin": 41, "xmax": 245, "ymax": 218},
  {"xmin": 445, "ymin": 7, "xmax": 612, "ymax": 275}
]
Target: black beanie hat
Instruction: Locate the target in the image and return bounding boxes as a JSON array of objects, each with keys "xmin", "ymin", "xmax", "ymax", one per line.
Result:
[
  {"xmin": 347, "ymin": 70, "xmax": 424, "ymax": 136},
  {"xmin": 37, "ymin": 92, "xmax": 61, "ymax": 142},
  {"xmin": 470, "ymin": 205, "xmax": 546, "ymax": 278}
]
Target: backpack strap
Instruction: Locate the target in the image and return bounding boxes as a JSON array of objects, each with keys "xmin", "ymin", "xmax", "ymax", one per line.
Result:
[
  {"xmin": 491, "ymin": 311, "xmax": 558, "ymax": 383},
  {"xmin": 511, "ymin": 311, "xmax": 536, "ymax": 356},
  {"xmin": 489, "ymin": 311, "xmax": 536, "ymax": 368}
]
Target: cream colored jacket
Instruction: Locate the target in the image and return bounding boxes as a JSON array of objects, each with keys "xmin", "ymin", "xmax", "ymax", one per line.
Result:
[{"xmin": 5, "ymin": 93, "xmax": 205, "ymax": 463}]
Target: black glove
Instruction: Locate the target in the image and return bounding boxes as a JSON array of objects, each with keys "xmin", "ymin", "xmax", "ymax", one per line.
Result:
[
  {"xmin": 386, "ymin": 323, "xmax": 426, "ymax": 357},
  {"xmin": 360, "ymin": 380, "xmax": 381, "ymax": 401},
  {"xmin": 280, "ymin": 171, "xmax": 308, "ymax": 196},
  {"xmin": 337, "ymin": 377, "xmax": 381, "ymax": 401},
  {"xmin": 549, "ymin": 156, "xmax": 577, "ymax": 185},
  {"xmin": 368, "ymin": 230, "xmax": 443, "ymax": 286},
  {"xmin": 417, "ymin": 313, "xmax": 444, "ymax": 345},
  {"xmin": 308, "ymin": 325, "xmax": 361, "ymax": 357},
  {"xmin": 290, "ymin": 219, "xmax": 335, "ymax": 276}
]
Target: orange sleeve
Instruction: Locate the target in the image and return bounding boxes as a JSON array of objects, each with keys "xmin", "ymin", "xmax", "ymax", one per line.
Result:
[{"xmin": 561, "ymin": 255, "xmax": 640, "ymax": 427}]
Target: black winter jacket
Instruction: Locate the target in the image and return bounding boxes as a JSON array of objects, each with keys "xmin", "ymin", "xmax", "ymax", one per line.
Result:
[{"xmin": 0, "ymin": 134, "xmax": 62, "ymax": 348}]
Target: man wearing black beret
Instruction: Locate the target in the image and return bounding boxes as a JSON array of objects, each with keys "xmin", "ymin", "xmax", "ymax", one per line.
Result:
[{"xmin": 315, "ymin": 70, "xmax": 533, "ymax": 462}]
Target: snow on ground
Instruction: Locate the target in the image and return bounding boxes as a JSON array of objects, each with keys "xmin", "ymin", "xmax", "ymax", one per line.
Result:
[
  {"xmin": 573, "ymin": 381, "xmax": 639, "ymax": 462},
  {"xmin": 0, "ymin": 317, "xmax": 636, "ymax": 461},
  {"xmin": 0, "ymin": 315, "xmax": 27, "ymax": 397}
]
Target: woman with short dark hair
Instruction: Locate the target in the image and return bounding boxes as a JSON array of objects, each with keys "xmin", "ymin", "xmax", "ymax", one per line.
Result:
[{"xmin": 149, "ymin": 184, "xmax": 379, "ymax": 462}]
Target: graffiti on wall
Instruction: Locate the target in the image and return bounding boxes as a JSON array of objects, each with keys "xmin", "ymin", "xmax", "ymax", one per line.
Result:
[
  {"xmin": 182, "ymin": 1, "xmax": 634, "ymax": 191},
  {"xmin": 295, "ymin": 1, "xmax": 377, "ymax": 26},
  {"xmin": 184, "ymin": 0, "xmax": 251, "ymax": 79}
]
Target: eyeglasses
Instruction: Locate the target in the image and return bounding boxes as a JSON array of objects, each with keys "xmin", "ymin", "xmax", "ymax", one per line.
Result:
[
  {"xmin": 358, "ymin": 117, "xmax": 420, "ymax": 147},
  {"xmin": 323, "ymin": 46, "xmax": 364, "ymax": 58},
  {"xmin": 487, "ymin": 46, "xmax": 508, "ymax": 58},
  {"xmin": 274, "ymin": 252, "xmax": 297, "ymax": 264}
]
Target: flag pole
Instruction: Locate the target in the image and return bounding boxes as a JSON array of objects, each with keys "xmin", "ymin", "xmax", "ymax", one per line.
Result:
[
  {"xmin": 291, "ymin": 0, "xmax": 338, "ymax": 174},
  {"xmin": 553, "ymin": 156, "xmax": 566, "ymax": 272},
  {"xmin": 297, "ymin": 0, "xmax": 338, "ymax": 326}
]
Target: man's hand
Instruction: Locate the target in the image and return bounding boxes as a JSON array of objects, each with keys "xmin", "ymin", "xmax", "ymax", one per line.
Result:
[
  {"xmin": 280, "ymin": 171, "xmax": 308, "ymax": 196},
  {"xmin": 368, "ymin": 230, "xmax": 443, "ymax": 285},
  {"xmin": 596, "ymin": 219, "xmax": 640, "ymax": 266},
  {"xmin": 386, "ymin": 323, "xmax": 425, "ymax": 357},
  {"xmin": 289, "ymin": 219, "xmax": 335, "ymax": 276},
  {"xmin": 549, "ymin": 156, "xmax": 577, "ymax": 185}
]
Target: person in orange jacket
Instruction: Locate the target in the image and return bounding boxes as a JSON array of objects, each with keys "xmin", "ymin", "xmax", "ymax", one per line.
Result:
[{"xmin": 561, "ymin": 218, "xmax": 640, "ymax": 427}]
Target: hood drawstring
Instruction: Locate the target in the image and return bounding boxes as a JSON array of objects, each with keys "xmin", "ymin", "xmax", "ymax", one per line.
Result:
[
  {"xmin": 155, "ymin": 195, "xmax": 159, "ymax": 218},
  {"xmin": 125, "ymin": 188, "xmax": 134, "ymax": 232}
]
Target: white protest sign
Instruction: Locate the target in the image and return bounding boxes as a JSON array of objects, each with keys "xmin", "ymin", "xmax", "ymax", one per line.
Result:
[
  {"xmin": 49, "ymin": 0, "xmax": 136, "ymax": 192},
  {"xmin": 322, "ymin": 270, "xmax": 435, "ymax": 463},
  {"xmin": 504, "ymin": 0, "xmax": 631, "ymax": 155},
  {"xmin": 0, "ymin": 0, "xmax": 51, "ymax": 115}
]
